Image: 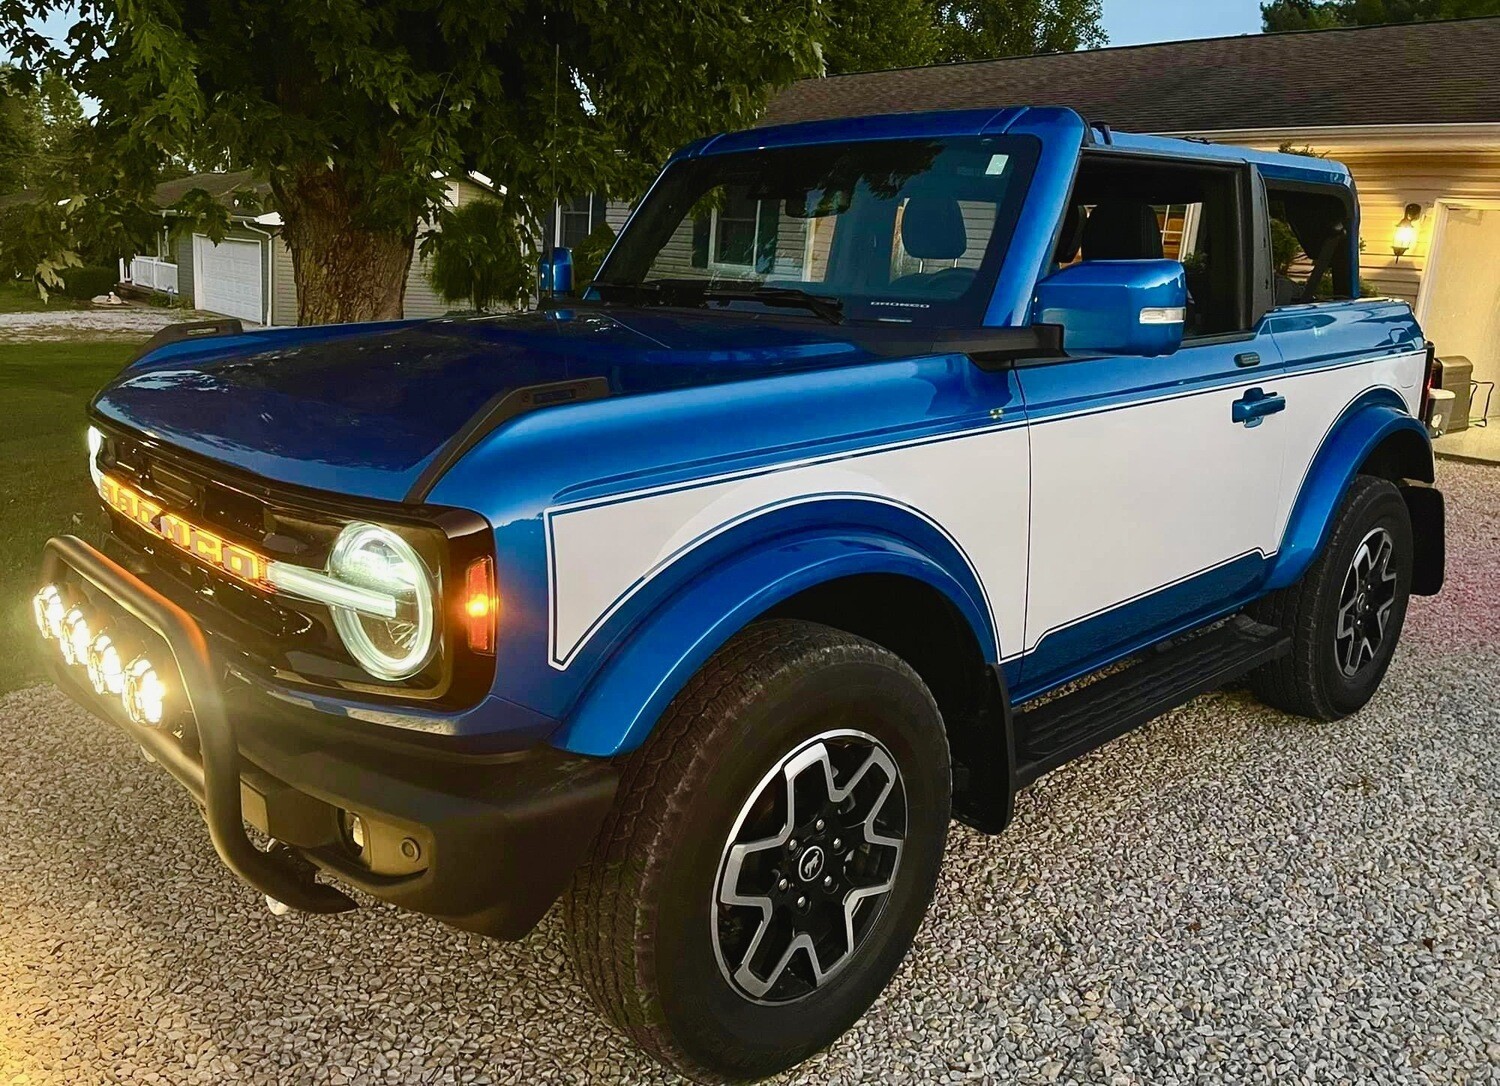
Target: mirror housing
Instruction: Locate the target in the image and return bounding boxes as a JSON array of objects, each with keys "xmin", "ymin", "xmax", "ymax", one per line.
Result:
[
  {"xmin": 1033, "ymin": 259, "xmax": 1187, "ymax": 357},
  {"xmin": 539, "ymin": 246, "xmax": 575, "ymax": 298}
]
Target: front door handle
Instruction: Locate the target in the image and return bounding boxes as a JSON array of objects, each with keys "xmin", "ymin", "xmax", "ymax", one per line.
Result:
[{"xmin": 1232, "ymin": 387, "xmax": 1286, "ymax": 427}]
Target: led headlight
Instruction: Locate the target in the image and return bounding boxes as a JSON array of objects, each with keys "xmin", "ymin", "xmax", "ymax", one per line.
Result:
[
  {"xmin": 327, "ymin": 523, "xmax": 436, "ymax": 681},
  {"xmin": 87, "ymin": 425, "xmax": 104, "ymax": 490}
]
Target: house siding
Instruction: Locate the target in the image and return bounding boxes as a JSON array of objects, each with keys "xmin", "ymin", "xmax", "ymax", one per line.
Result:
[
  {"xmin": 271, "ymin": 236, "xmax": 297, "ymax": 326},
  {"xmin": 604, "ymin": 200, "xmax": 632, "ymax": 233},
  {"xmin": 172, "ymin": 231, "xmax": 194, "ymax": 305},
  {"xmin": 1340, "ymin": 150, "xmax": 1500, "ymax": 304}
]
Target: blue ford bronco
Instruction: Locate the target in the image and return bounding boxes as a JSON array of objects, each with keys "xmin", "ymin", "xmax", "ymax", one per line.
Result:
[{"xmin": 36, "ymin": 107, "xmax": 1444, "ymax": 1081}]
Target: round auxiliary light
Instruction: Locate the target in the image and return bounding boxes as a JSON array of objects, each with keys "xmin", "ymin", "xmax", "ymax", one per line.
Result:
[
  {"xmin": 86, "ymin": 633, "xmax": 125, "ymax": 696},
  {"xmin": 33, "ymin": 585, "xmax": 62, "ymax": 639},
  {"xmin": 36, "ymin": 586, "xmax": 67, "ymax": 641},
  {"xmin": 327, "ymin": 523, "xmax": 436, "ymax": 681},
  {"xmin": 60, "ymin": 608, "xmax": 89, "ymax": 665},
  {"xmin": 123, "ymin": 656, "xmax": 165, "ymax": 727}
]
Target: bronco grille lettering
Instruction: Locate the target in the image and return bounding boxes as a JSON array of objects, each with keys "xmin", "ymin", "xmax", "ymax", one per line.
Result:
[{"xmin": 100, "ymin": 474, "xmax": 270, "ymax": 588}]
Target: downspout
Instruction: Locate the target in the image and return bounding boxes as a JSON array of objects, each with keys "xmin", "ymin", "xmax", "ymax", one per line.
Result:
[{"xmin": 242, "ymin": 220, "xmax": 276, "ymax": 327}]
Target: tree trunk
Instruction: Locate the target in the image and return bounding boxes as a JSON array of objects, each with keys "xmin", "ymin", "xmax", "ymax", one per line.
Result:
[{"xmin": 272, "ymin": 169, "xmax": 418, "ymax": 325}]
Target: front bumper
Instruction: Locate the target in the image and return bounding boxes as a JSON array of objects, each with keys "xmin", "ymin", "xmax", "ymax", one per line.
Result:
[{"xmin": 38, "ymin": 535, "xmax": 619, "ymax": 939}]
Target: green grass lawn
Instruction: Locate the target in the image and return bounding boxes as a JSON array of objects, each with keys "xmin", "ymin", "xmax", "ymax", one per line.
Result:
[
  {"xmin": 0, "ymin": 280, "xmax": 88, "ymax": 314},
  {"xmin": 0, "ymin": 340, "xmax": 138, "ymax": 693}
]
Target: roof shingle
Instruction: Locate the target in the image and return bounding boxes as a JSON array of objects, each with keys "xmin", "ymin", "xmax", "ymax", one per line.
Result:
[
  {"xmin": 151, "ymin": 169, "xmax": 268, "ymax": 210},
  {"xmin": 763, "ymin": 18, "xmax": 1500, "ymax": 132}
]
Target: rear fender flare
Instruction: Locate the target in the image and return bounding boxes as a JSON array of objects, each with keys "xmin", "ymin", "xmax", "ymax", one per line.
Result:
[
  {"xmin": 1266, "ymin": 390, "xmax": 1433, "ymax": 590},
  {"xmin": 549, "ymin": 502, "xmax": 999, "ymax": 758}
]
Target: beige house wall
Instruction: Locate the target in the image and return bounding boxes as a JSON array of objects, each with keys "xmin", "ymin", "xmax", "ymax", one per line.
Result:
[
  {"xmin": 1336, "ymin": 150, "xmax": 1500, "ymax": 304},
  {"xmin": 1203, "ymin": 131, "xmax": 1500, "ymax": 307}
]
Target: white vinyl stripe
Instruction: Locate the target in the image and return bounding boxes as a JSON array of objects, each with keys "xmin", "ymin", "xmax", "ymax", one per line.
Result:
[{"xmin": 545, "ymin": 348, "xmax": 1427, "ymax": 671}]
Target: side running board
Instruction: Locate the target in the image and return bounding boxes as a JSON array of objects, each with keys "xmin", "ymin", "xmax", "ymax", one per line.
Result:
[{"xmin": 1013, "ymin": 616, "xmax": 1291, "ymax": 787}]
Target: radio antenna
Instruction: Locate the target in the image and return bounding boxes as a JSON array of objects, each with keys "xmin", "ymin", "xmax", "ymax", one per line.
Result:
[{"xmin": 550, "ymin": 41, "xmax": 560, "ymax": 248}]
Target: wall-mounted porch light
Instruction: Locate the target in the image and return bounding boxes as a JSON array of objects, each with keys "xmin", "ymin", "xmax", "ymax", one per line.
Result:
[{"xmin": 1392, "ymin": 203, "xmax": 1423, "ymax": 261}]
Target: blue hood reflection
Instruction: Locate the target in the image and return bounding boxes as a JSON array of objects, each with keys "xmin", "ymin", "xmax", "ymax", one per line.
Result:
[{"xmin": 91, "ymin": 309, "xmax": 876, "ymax": 502}]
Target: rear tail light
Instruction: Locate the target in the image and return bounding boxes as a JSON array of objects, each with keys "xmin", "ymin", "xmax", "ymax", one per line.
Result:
[
  {"xmin": 1419, "ymin": 342, "xmax": 1438, "ymax": 423},
  {"xmin": 461, "ymin": 556, "xmax": 497, "ymax": 655}
]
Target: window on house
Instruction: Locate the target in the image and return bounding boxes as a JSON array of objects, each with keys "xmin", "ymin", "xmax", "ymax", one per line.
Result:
[
  {"xmin": 712, "ymin": 192, "xmax": 759, "ymax": 267},
  {"xmin": 1267, "ymin": 185, "xmax": 1354, "ymax": 306},
  {"xmin": 557, "ymin": 193, "xmax": 598, "ymax": 249},
  {"xmin": 1053, "ymin": 155, "xmax": 1249, "ymax": 338}
]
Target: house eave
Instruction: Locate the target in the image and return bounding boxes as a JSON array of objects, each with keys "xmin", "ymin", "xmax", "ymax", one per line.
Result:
[{"xmin": 1160, "ymin": 122, "xmax": 1500, "ymax": 156}]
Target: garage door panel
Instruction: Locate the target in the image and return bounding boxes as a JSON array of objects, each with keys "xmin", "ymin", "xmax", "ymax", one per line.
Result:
[{"xmin": 193, "ymin": 235, "xmax": 263, "ymax": 324}]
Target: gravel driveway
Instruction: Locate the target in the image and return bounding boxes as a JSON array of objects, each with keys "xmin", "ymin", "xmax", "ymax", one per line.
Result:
[{"xmin": 1, "ymin": 461, "xmax": 1495, "ymax": 1086}]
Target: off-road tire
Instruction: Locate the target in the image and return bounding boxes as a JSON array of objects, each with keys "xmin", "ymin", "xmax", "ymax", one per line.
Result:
[
  {"xmin": 1249, "ymin": 475, "xmax": 1413, "ymax": 719},
  {"xmin": 563, "ymin": 619, "xmax": 951, "ymax": 1083}
]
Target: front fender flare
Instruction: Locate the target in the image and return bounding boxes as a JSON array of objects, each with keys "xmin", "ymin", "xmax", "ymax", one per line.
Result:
[
  {"xmin": 1266, "ymin": 392, "xmax": 1433, "ymax": 591},
  {"xmin": 549, "ymin": 527, "xmax": 998, "ymax": 758}
]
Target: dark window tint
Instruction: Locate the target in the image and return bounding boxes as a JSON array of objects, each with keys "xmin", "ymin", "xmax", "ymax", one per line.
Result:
[{"xmin": 1268, "ymin": 186, "xmax": 1355, "ymax": 305}]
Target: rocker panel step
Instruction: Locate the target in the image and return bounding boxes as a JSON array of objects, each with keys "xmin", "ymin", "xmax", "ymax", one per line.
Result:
[{"xmin": 1014, "ymin": 616, "xmax": 1290, "ymax": 786}]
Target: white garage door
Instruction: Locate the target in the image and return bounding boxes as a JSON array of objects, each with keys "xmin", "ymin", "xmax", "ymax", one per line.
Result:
[{"xmin": 193, "ymin": 235, "xmax": 263, "ymax": 324}]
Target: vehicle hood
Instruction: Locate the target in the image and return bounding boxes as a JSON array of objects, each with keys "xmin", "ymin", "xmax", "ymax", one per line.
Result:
[{"xmin": 91, "ymin": 309, "xmax": 880, "ymax": 503}]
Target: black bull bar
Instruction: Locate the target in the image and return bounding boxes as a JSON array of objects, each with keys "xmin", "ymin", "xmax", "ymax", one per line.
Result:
[{"xmin": 42, "ymin": 535, "xmax": 356, "ymax": 914}]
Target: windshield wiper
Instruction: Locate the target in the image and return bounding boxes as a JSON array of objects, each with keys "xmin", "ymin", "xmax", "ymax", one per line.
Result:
[
  {"xmin": 591, "ymin": 279, "xmax": 844, "ymax": 324},
  {"xmin": 696, "ymin": 286, "xmax": 844, "ymax": 325}
]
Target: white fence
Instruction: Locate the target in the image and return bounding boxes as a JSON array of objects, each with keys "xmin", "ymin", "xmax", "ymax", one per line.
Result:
[{"xmin": 125, "ymin": 256, "xmax": 179, "ymax": 295}]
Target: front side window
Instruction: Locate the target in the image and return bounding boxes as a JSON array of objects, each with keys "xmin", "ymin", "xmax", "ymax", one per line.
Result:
[
  {"xmin": 594, "ymin": 135, "xmax": 1039, "ymax": 326},
  {"xmin": 1053, "ymin": 155, "xmax": 1249, "ymax": 338}
]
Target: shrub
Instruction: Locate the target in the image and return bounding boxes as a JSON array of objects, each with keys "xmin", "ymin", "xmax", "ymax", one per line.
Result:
[
  {"xmin": 58, "ymin": 264, "xmax": 118, "ymax": 299},
  {"xmin": 571, "ymin": 222, "xmax": 617, "ymax": 287},
  {"xmin": 420, "ymin": 199, "xmax": 532, "ymax": 313}
]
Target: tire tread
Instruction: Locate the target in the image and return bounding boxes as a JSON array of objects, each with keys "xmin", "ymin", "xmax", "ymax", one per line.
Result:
[
  {"xmin": 563, "ymin": 619, "xmax": 930, "ymax": 1082},
  {"xmin": 1248, "ymin": 474, "xmax": 1408, "ymax": 719}
]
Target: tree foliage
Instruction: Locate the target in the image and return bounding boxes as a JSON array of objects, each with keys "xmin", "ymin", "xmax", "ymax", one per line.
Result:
[
  {"xmin": 933, "ymin": 0, "xmax": 1106, "ymax": 62},
  {"xmin": 821, "ymin": 0, "xmax": 1105, "ymax": 74},
  {"xmin": 571, "ymin": 221, "xmax": 618, "ymax": 286},
  {"xmin": 2, "ymin": 0, "xmax": 1107, "ymax": 322},
  {"xmin": 420, "ymin": 198, "xmax": 533, "ymax": 313},
  {"xmin": 0, "ymin": 65, "xmax": 85, "ymax": 195},
  {"xmin": 1262, "ymin": 0, "xmax": 1499, "ymax": 32},
  {"xmin": 0, "ymin": 1, "xmax": 829, "ymax": 322}
]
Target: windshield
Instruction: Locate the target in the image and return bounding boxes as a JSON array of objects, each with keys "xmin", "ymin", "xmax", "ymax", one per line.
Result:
[{"xmin": 592, "ymin": 135, "xmax": 1039, "ymax": 326}]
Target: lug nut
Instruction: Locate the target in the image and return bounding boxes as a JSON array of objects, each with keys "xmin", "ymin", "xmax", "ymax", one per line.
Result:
[
  {"xmin": 823, "ymin": 875, "xmax": 834, "ymax": 889},
  {"xmin": 787, "ymin": 838, "xmax": 799, "ymax": 853},
  {"xmin": 796, "ymin": 896, "xmax": 808, "ymax": 910},
  {"xmin": 815, "ymin": 819, "xmax": 825, "ymax": 832},
  {"xmin": 777, "ymin": 878, "xmax": 790, "ymax": 892},
  {"xmin": 831, "ymin": 837, "xmax": 842, "ymax": 851}
]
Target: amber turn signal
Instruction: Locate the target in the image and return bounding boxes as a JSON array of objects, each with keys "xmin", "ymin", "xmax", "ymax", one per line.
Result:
[{"xmin": 462, "ymin": 556, "xmax": 497, "ymax": 654}]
